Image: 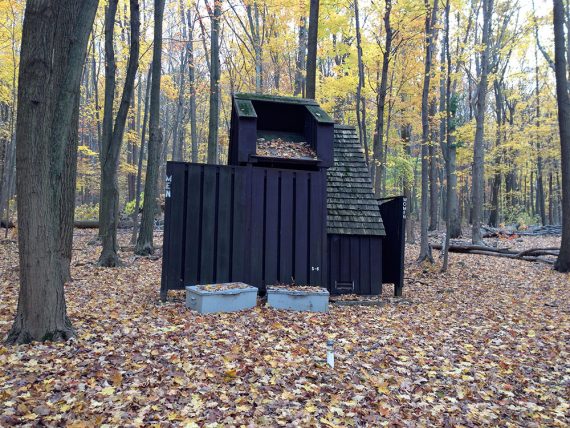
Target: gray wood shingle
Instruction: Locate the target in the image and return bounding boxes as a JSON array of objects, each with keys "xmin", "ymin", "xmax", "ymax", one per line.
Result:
[{"xmin": 327, "ymin": 125, "xmax": 385, "ymax": 236}]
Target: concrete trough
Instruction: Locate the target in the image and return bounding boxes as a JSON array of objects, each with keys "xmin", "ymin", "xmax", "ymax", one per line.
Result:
[
  {"xmin": 185, "ymin": 283, "xmax": 258, "ymax": 314},
  {"xmin": 266, "ymin": 287, "xmax": 330, "ymax": 312}
]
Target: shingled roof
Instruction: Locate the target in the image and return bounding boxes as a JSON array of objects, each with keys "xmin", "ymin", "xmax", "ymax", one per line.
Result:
[{"xmin": 327, "ymin": 125, "xmax": 385, "ymax": 236}]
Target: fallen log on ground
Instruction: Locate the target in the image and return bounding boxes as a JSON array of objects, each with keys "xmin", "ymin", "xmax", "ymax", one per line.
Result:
[
  {"xmin": 482, "ymin": 225, "xmax": 562, "ymax": 238},
  {"xmin": 432, "ymin": 243, "xmax": 559, "ymax": 265},
  {"xmin": 514, "ymin": 247, "xmax": 560, "ymax": 257},
  {"xmin": 75, "ymin": 220, "xmax": 99, "ymax": 229},
  {"xmin": 1, "ymin": 219, "xmax": 15, "ymax": 228},
  {"xmin": 74, "ymin": 220, "xmax": 133, "ymax": 229},
  {"xmin": 432, "ymin": 243, "xmax": 512, "ymax": 253}
]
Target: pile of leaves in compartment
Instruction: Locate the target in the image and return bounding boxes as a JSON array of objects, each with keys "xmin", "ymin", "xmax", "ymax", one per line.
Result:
[
  {"xmin": 0, "ymin": 231, "xmax": 569, "ymax": 426},
  {"xmin": 196, "ymin": 283, "xmax": 250, "ymax": 292},
  {"xmin": 268, "ymin": 284, "xmax": 328, "ymax": 293},
  {"xmin": 256, "ymin": 138, "xmax": 317, "ymax": 160}
]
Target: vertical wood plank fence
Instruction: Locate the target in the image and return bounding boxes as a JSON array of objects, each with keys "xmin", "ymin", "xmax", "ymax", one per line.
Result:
[{"xmin": 161, "ymin": 162, "xmax": 327, "ymax": 299}]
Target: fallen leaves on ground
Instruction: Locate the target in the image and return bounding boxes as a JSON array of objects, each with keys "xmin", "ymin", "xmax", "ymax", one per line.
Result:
[{"xmin": 0, "ymin": 231, "xmax": 569, "ymax": 426}]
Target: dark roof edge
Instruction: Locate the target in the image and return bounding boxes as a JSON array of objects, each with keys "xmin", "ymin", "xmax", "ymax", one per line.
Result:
[
  {"xmin": 233, "ymin": 92, "xmax": 319, "ymax": 106},
  {"xmin": 333, "ymin": 124, "xmax": 357, "ymax": 131}
]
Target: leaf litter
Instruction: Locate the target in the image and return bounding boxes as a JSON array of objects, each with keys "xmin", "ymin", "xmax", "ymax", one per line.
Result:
[
  {"xmin": 256, "ymin": 138, "xmax": 317, "ymax": 160},
  {"xmin": 0, "ymin": 231, "xmax": 568, "ymax": 426}
]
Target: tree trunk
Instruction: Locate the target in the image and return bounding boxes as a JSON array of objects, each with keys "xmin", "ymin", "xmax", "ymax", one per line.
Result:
[
  {"xmin": 429, "ymin": 98, "xmax": 438, "ymax": 231},
  {"xmin": 131, "ymin": 66, "xmax": 152, "ymax": 245},
  {"xmin": 136, "ymin": 0, "xmax": 165, "ymax": 256},
  {"xmin": 7, "ymin": 0, "xmax": 98, "ymax": 345},
  {"xmin": 553, "ymin": 0, "xmax": 570, "ymax": 271},
  {"xmin": 530, "ymin": 170, "xmax": 535, "ymax": 216},
  {"xmin": 293, "ymin": 14, "xmax": 307, "ymax": 96},
  {"xmin": 0, "ymin": 135, "xmax": 15, "ymax": 225},
  {"xmin": 418, "ymin": 0, "xmax": 439, "ymax": 263},
  {"xmin": 246, "ymin": 1, "xmax": 263, "ymax": 93},
  {"xmin": 438, "ymin": 33, "xmax": 447, "ymax": 226},
  {"xmin": 60, "ymin": 94, "xmax": 81, "ymax": 283},
  {"xmin": 0, "ymin": 135, "xmax": 5, "ymax": 216},
  {"xmin": 471, "ymin": 0, "xmax": 494, "ymax": 244},
  {"xmin": 354, "ymin": 0, "xmax": 369, "ymax": 165},
  {"xmin": 402, "ymin": 124, "xmax": 415, "ymax": 244},
  {"xmin": 187, "ymin": 8, "xmax": 198, "ymax": 163},
  {"xmin": 305, "ymin": 0, "xmax": 319, "ymax": 99},
  {"xmin": 206, "ymin": 0, "xmax": 221, "ymax": 163},
  {"xmin": 548, "ymin": 170, "xmax": 554, "ymax": 225},
  {"xmin": 373, "ymin": 0, "xmax": 392, "ymax": 196},
  {"xmin": 488, "ymin": 81, "xmax": 503, "ymax": 228},
  {"xmin": 535, "ymin": 53, "xmax": 547, "ymax": 225},
  {"xmin": 171, "ymin": 79, "xmax": 185, "ymax": 161},
  {"xmin": 99, "ymin": 0, "xmax": 140, "ymax": 267}
]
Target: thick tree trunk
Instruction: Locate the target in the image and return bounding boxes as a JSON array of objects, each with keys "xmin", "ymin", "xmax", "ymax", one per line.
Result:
[
  {"xmin": 471, "ymin": 0, "xmax": 494, "ymax": 244},
  {"xmin": 136, "ymin": 0, "xmax": 165, "ymax": 256},
  {"xmin": 419, "ymin": 0, "xmax": 439, "ymax": 263},
  {"xmin": 99, "ymin": 0, "xmax": 140, "ymax": 267},
  {"xmin": 7, "ymin": 0, "xmax": 98, "ymax": 345},
  {"xmin": 206, "ymin": 0, "xmax": 221, "ymax": 163},
  {"xmin": 553, "ymin": 0, "xmax": 570, "ymax": 271},
  {"xmin": 305, "ymin": 0, "xmax": 319, "ymax": 99}
]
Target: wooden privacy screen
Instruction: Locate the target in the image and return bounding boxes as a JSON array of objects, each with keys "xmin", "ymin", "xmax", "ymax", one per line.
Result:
[{"xmin": 161, "ymin": 161, "xmax": 327, "ymax": 299}]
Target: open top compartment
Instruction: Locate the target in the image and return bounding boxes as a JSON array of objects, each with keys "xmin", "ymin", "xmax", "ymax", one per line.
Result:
[{"xmin": 229, "ymin": 93, "xmax": 334, "ymax": 169}]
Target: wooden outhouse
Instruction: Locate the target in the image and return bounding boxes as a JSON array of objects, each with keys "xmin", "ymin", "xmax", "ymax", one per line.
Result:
[{"xmin": 327, "ymin": 125, "xmax": 386, "ymax": 295}]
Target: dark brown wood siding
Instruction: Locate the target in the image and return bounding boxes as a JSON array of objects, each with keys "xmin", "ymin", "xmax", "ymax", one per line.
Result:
[
  {"xmin": 161, "ymin": 162, "xmax": 327, "ymax": 297},
  {"xmin": 327, "ymin": 234, "xmax": 382, "ymax": 295}
]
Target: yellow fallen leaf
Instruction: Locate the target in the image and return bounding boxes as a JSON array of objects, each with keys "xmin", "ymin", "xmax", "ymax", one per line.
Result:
[
  {"xmin": 191, "ymin": 394, "xmax": 203, "ymax": 410},
  {"xmin": 236, "ymin": 404, "xmax": 251, "ymax": 412},
  {"xmin": 22, "ymin": 413, "xmax": 38, "ymax": 421},
  {"xmin": 376, "ymin": 382, "xmax": 390, "ymax": 394},
  {"xmin": 168, "ymin": 412, "xmax": 182, "ymax": 421},
  {"xmin": 305, "ymin": 404, "xmax": 317, "ymax": 413},
  {"xmin": 224, "ymin": 368, "xmax": 237, "ymax": 381},
  {"xmin": 100, "ymin": 386, "xmax": 115, "ymax": 396},
  {"xmin": 320, "ymin": 417, "xmax": 341, "ymax": 427}
]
